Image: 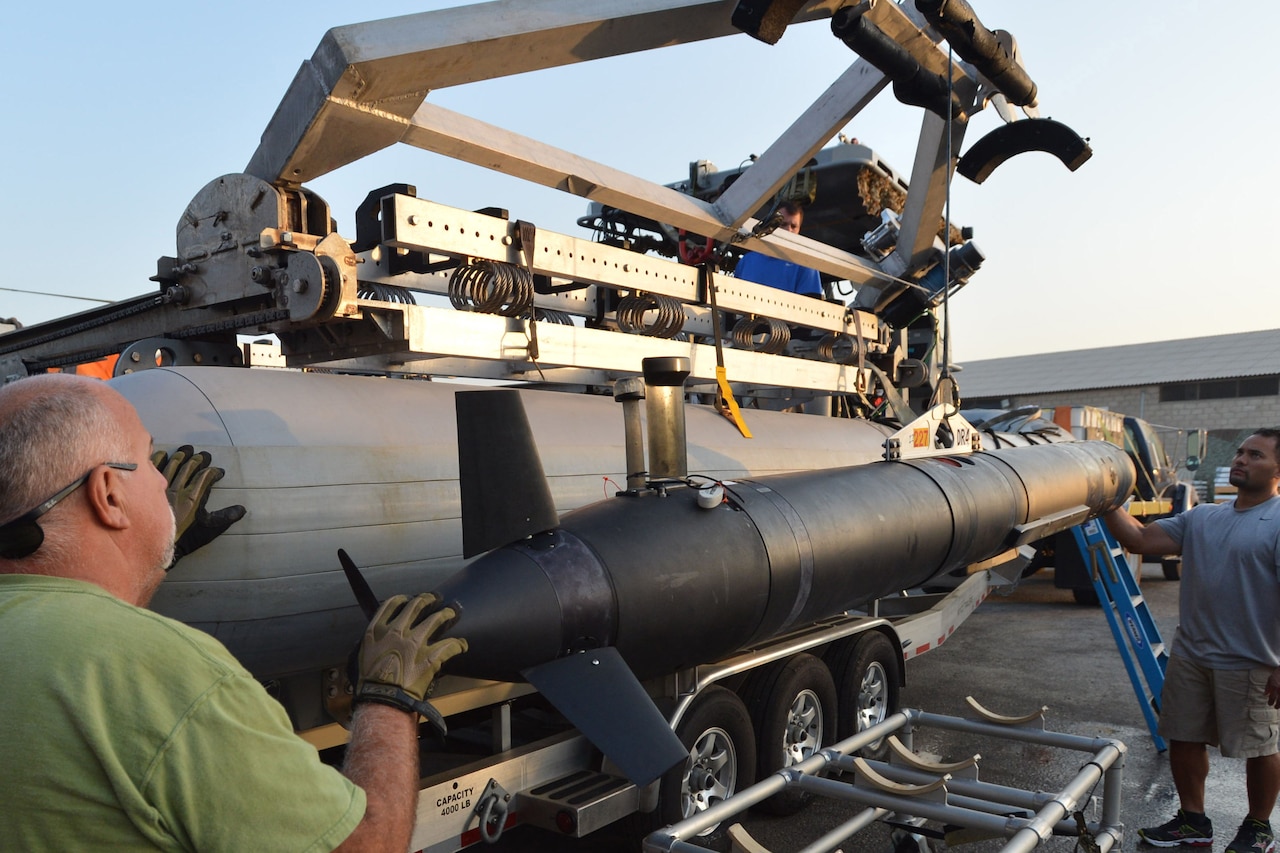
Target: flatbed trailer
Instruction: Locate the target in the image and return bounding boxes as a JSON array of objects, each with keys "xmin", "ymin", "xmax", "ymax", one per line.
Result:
[{"xmin": 401, "ymin": 571, "xmax": 994, "ymax": 852}]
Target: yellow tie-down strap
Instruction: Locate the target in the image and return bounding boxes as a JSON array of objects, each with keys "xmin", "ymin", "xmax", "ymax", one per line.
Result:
[
  {"xmin": 715, "ymin": 365, "xmax": 752, "ymax": 439},
  {"xmin": 1127, "ymin": 498, "xmax": 1173, "ymax": 516}
]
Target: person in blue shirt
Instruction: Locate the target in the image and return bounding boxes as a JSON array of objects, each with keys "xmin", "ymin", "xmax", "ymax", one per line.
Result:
[{"xmin": 733, "ymin": 201, "xmax": 823, "ymax": 297}]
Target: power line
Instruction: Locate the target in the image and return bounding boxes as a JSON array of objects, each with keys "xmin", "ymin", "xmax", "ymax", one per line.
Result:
[{"xmin": 0, "ymin": 286, "xmax": 114, "ymax": 304}]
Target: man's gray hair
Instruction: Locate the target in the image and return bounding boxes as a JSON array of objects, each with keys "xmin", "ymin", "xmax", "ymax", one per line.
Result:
[{"xmin": 0, "ymin": 377, "xmax": 132, "ymax": 526}]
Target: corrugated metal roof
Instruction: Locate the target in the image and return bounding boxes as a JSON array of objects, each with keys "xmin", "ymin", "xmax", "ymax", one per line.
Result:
[{"xmin": 955, "ymin": 328, "xmax": 1280, "ymax": 397}]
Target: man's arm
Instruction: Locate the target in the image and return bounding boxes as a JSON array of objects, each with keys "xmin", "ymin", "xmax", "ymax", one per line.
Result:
[
  {"xmin": 1103, "ymin": 507, "xmax": 1181, "ymax": 556},
  {"xmin": 333, "ymin": 704, "xmax": 419, "ymax": 852},
  {"xmin": 1267, "ymin": 668, "xmax": 1280, "ymax": 710},
  {"xmin": 334, "ymin": 593, "xmax": 468, "ymax": 851}
]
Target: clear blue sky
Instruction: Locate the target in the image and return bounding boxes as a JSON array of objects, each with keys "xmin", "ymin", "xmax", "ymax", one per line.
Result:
[{"xmin": 3, "ymin": 1, "xmax": 1275, "ymax": 362}]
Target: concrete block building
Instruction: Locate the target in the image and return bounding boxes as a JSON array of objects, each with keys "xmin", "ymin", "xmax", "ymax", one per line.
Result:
[{"xmin": 955, "ymin": 329, "xmax": 1280, "ymax": 488}]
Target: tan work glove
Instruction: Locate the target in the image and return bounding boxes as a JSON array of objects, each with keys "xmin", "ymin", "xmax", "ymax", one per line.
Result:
[
  {"xmin": 354, "ymin": 593, "xmax": 468, "ymax": 731},
  {"xmin": 151, "ymin": 445, "xmax": 246, "ymax": 566}
]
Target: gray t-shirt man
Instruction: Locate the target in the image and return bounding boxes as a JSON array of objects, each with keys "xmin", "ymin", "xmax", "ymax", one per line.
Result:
[{"xmin": 1155, "ymin": 496, "xmax": 1280, "ymax": 670}]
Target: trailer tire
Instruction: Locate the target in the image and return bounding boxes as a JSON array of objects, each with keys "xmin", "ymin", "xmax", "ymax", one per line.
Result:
[
  {"xmin": 1161, "ymin": 557, "xmax": 1181, "ymax": 580},
  {"xmin": 740, "ymin": 653, "xmax": 836, "ymax": 816},
  {"xmin": 1072, "ymin": 586, "xmax": 1099, "ymax": 606},
  {"xmin": 647, "ymin": 686, "xmax": 755, "ymax": 849},
  {"xmin": 827, "ymin": 631, "xmax": 900, "ymax": 761}
]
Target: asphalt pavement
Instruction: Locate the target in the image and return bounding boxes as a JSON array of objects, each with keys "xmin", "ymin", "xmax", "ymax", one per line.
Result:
[{"xmin": 486, "ymin": 563, "xmax": 1253, "ymax": 852}]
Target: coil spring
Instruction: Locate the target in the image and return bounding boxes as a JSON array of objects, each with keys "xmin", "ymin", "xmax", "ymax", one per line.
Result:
[
  {"xmin": 357, "ymin": 282, "xmax": 417, "ymax": 305},
  {"xmin": 534, "ymin": 308, "xmax": 574, "ymax": 325},
  {"xmin": 616, "ymin": 292, "xmax": 685, "ymax": 338},
  {"xmin": 817, "ymin": 332, "xmax": 867, "ymax": 365},
  {"xmin": 449, "ymin": 260, "xmax": 534, "ymax": 317},
  {"xmin": 732, "ymin": 316, "xmax": 790, "ymax": 354}
]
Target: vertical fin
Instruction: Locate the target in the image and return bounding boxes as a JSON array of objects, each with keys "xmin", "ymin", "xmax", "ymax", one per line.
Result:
[{"xmin": 456, "ymin": 390, "xmax": 559, "ymax": 558}]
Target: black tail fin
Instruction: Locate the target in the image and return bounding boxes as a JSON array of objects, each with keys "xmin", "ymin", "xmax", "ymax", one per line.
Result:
[{"xmin": 455, "ymin": 390, "xmax": 559, "ymax": 558}]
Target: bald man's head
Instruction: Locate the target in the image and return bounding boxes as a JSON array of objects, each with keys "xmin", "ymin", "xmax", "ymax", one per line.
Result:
[
  {"xmin": 0, "ymin": 375, "xmax": 177, "ymax": 600},
  {"xmin": 0, "ymin": 375, "xmax": 133, "ymax": 526}
]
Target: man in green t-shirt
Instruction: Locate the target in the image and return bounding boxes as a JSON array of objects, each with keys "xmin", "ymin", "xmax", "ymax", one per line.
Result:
[{"xmin": 0, "ymin": 373, "xmax": 467, "ymax": 852}]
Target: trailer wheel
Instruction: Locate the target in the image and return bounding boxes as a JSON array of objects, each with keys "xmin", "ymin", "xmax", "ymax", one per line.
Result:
[
  {"xmin": 654, "ymin": 686, "xmax": 755, "ymax": 849},
  {"xmin": 1161, "ymin": 557, "xmax": 1181, "ymax": 580},
  {"xmin": 1072, "ymin": 586, "xmax": 1100, "ymax": 606},
  {"xmin": 827, "ymin": 631, "xmax": 900, "ymax": 761},
  {"xmin": 740, "ymin": 653, "xmax": 836, "ymax": 816}
]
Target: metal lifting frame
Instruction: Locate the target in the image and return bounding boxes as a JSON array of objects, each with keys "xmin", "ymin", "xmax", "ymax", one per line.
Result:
[
  {"xmin": 246, "ymin": 0, "xmax": 973, "ymax": 286},
  {"xmin": 1, "ymin": 0, "xmax": 1057, "ymax": 408},
  {"xmin": 643, "ymin": 705, "xmax": 1126, "ymax": 853}
]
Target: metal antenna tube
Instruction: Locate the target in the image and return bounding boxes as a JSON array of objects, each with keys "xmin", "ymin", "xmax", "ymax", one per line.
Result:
[
  {"xmin": 642, "ymin": 357, "xmax": 691, "ymax": 482},
  {"xmin": 613, "ymin": 377, "xmax": 648, "ymax": 492},
  {"xmin": 940, "ymin": 43, "xmax": 954, "ymax": 409}
]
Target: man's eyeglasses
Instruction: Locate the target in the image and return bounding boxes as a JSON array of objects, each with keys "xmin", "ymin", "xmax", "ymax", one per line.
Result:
[{"xmin": 0, "ymin": 463, "xmax": 139, "ymax": 560}]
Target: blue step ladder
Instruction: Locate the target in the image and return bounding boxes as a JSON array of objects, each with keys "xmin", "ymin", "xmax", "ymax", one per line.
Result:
[{"xmin": 1071, "ymin": 518, "xmax": 1169, "ymax": 752}]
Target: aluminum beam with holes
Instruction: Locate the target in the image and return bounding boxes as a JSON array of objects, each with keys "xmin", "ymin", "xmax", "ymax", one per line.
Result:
[
  {"xmin": 373, "ymin": 194, "xmax": 882, "ymax": 338},
  {"xmin": 307, "ymin": 302, "xmax": 871, "ymax": 393}
]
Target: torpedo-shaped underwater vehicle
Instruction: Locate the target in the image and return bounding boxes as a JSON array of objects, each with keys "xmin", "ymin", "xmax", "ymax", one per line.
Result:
[{"xmin": 426, "ymin": 357, "xmax": 1136, "ymax": 784}]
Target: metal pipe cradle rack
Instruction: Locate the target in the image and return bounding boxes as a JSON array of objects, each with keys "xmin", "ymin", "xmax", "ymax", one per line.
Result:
[{"xmin": 644, "ymin": 700, "xmax": 1125, "ymax": 853}]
